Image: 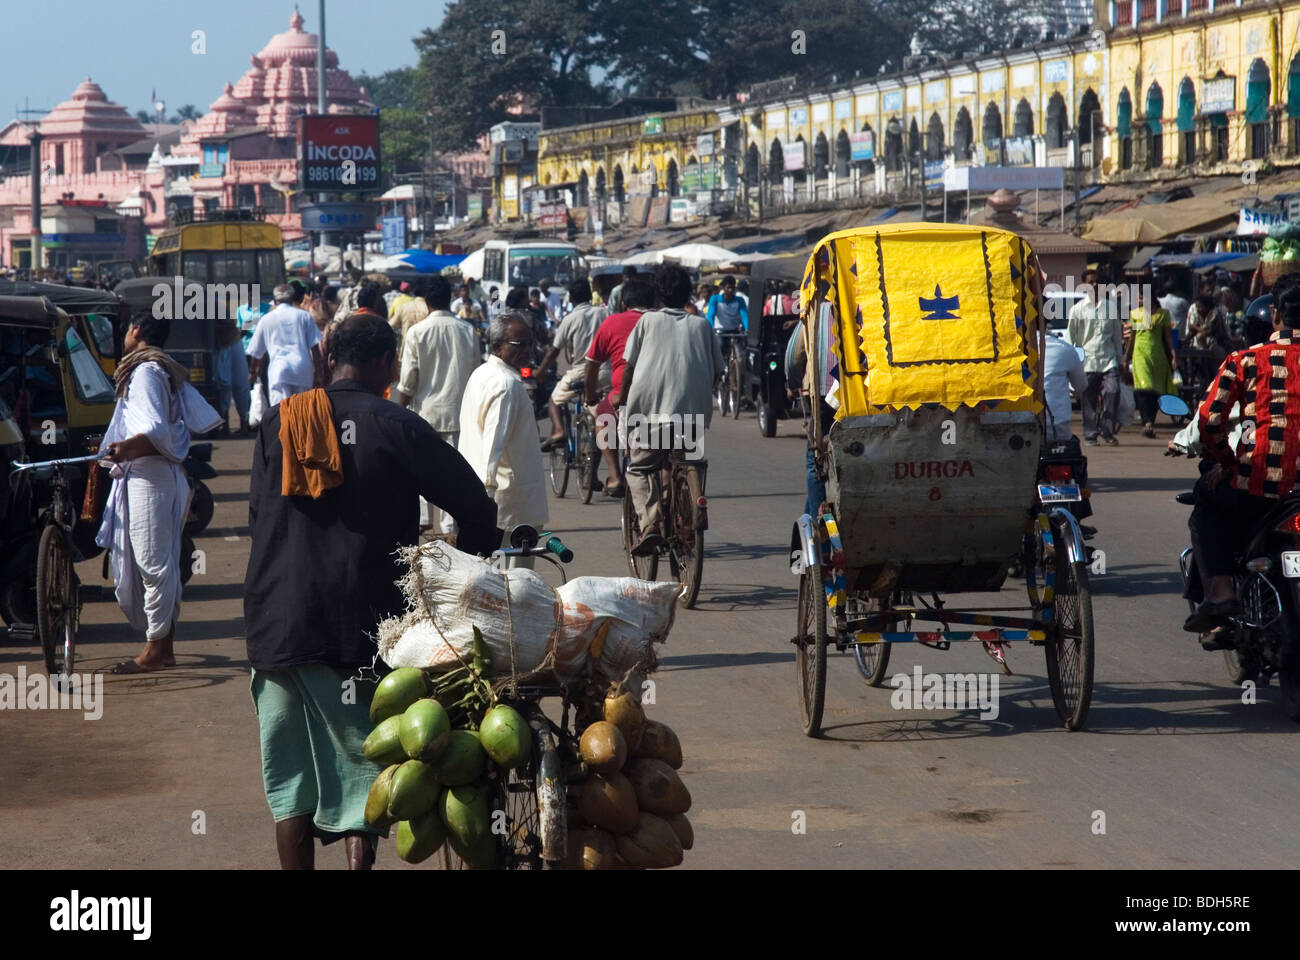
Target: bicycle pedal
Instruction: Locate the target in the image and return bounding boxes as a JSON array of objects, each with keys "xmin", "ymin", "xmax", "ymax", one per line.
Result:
[{"xmin": 6, "ymin": 623, "xmax": 35, "ymax": 642}]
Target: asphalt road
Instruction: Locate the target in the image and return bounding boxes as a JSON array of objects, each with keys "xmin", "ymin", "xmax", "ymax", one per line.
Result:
[{"xmin": 3, "ymin": 403, "xmax": 1298, "ymax": 869}]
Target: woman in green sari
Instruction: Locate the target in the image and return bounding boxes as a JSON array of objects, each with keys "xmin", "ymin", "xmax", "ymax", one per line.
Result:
[{"xmin": 1127, "ymin": 304, "xmax": 1178, "ymax": 438}]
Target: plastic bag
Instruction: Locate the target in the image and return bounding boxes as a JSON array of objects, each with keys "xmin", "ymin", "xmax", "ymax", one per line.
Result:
[
  {"xmin": 248, "ymin": 381, "xmax": 267, "ymax": 428},
  {"xmin": 553, "ymin": 577, "xmax": 679, "ymax": 683},
  {"xmin": 377, "ymin": 541, "xmax": 559, "ymax": 674}
]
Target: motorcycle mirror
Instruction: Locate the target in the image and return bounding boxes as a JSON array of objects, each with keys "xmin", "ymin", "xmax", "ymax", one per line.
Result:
[{"xmin": 1159, "ymin": 394, "xmax": 1190, "ymax": 417}]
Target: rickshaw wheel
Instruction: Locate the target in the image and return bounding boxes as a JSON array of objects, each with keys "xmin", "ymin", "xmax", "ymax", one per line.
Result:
[
  {"xmin": 36, "ymin": 524, "xmax": 74, "ymax": 677},
  {"xmin": 758, "ymin": 403, "xmax": 778, "ymax": 438},
  {"xmin": 548, "ymin": 411, "xmax": 570, "ymax": 498},
  {"xmin": 853, "ymin": 593, "xmax": 902, "ymax": 687},
  {"xmin": 1041, "ymin": 515, "xmax": 1096, "ymax": 730},
  {"xmin": 621, "ymin": 487, "xmax": 658, "ymax": 581},
  {"xmin": 796, "ymin": 566, "xmax": 828, "ymax": 737}
]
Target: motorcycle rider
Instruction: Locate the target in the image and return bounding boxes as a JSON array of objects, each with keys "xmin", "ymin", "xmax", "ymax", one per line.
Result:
[{"xmin": 1185, "ymin": 277, "xmax": 1300, "ymax": 636}]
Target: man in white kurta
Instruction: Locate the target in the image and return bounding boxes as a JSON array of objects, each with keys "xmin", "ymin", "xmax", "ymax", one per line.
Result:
[
  {"xmin": 458, "ymin": 312, "xmax": 547, "ymax": 566},
  {"xmin": 97, "ymin": 316, "xmax": 220, "ymax": 672},
  {"xmin": 397, "ymin": 276, "xmax": 480, "ymax": 533},
  {"xmin": 248, "ymin": 284, "xmax": 322, "ymax": 406}
]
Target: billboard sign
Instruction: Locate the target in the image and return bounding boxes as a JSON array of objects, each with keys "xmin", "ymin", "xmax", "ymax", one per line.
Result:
[
  {"xmin": 783, "ymin": 141, "xmax": 806, "ymax": 172},
  {"xmin": 849, "ymin": 131, "xmax": 875, "ymax": 161},
  {"xmin": 538, "ymin": 200, "xmax": 567, "ymax": 228},
  {"xmin": 381, "ymin": 215, "xmax": 405, "ymax": 254},
  {"xmin": 298, "ymin": 114, "xmax": 381, "ymax": 191},
  {"xmin": 1202, "ymin": 77, "xmax": 1236, "ymax": 115}
]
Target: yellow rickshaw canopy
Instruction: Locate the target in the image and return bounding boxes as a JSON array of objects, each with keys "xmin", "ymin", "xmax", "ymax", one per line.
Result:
[{"xmin": 800, "ymin": 222, "xmax": 1043, "ymax": 416}]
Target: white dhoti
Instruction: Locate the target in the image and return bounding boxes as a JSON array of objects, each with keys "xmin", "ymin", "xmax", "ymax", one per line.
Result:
[
  {"xmin": 103, "ymin": 457, "xmax": 189, "ymax": 639},
  {"xmin": 96, "ymin": 360, "xmax": 220, "ymax": 640},
  {"xmin": 421, "ymin": 431, "xmax": 460, "ymax": 535}
]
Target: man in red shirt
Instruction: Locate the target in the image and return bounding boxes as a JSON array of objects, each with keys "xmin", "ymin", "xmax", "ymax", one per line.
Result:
[
  {"xmin": 585, "ymin": 277, "xmax": 654, "ymax": 496},
  {"xmin": 1186, "ymin": 280, "xmax": 1300, "ymax": 634}
]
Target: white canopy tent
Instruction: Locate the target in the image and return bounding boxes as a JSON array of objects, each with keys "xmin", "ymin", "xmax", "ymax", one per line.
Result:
[{"xmin": 625, "ymin": 243, "xmax": 740, "ymax": 268}]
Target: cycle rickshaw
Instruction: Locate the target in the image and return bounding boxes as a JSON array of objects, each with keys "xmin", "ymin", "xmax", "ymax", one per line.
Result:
[{"xmin": 791, "ymin": 224, "xmax": 1096, "ymax": 737}]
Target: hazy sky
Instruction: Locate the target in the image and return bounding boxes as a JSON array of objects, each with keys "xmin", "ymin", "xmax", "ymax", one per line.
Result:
[{"xmin": 2, "ymin": 0, "xmax": 449, "ymax": 121}]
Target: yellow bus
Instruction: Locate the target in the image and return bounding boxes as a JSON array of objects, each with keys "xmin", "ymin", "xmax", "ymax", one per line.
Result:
[{"xmin": 148, "ymin": 208, "xmax": 285, "ymax": 326}]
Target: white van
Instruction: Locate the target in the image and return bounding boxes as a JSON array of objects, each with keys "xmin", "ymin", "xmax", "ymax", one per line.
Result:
[{"xmin": 457, "ymin": 240, "xmax": 585, "ymax": 298}]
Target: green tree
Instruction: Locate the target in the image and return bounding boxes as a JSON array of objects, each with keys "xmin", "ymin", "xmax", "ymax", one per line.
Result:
[
  {"xmin": 378, "ymin": 107, "xmax": 429, "ymax": 187},
  {"xmin": 175, "ymin": 104, "xmax": 201, "ymax": 121},
  {"xmin": 414, "ymin": 0, "xmax": 609, "ymax": 152},
  {"xmin": 355, "ymin": 68, "xmax": 418, "ymax": 110}
]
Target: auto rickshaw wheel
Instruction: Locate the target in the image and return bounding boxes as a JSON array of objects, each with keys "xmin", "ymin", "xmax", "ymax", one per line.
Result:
[
  {"xmin": 796, "ymin": 565, "xmax": 828, "ymax": 738},
  {"xmin": 758, "ymin": 402, "xmax": 778, "ymax": 438}
]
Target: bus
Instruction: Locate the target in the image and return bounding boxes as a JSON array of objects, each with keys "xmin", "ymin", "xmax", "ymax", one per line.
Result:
[
  {"xmin": 148, "ymin": 207, "xmax": 286, "ymax": 340},
  {"xmin": 458, "ymin": 240, "xmax": 585, "ymax": 298}
]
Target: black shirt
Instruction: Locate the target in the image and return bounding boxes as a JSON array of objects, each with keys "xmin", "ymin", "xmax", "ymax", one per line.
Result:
[{"xmin": 243, "ymin": 380, "xmax": 499, "ymax": 671}]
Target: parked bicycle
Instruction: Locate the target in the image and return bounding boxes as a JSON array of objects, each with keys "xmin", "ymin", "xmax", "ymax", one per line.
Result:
[
  {"xmin": 547, "ymin": 396, "xmax": 600, "ymax": 504},
  {"xmin": 9, "ymin": 454, "xmax": 98, "ymax": 677},
  {"xmin": 621, "ymin": 446, "xmax": 707, "ymax": 608}
]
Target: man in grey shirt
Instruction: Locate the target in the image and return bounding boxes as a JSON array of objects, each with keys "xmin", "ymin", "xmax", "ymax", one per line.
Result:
[
  {"xmin": 539, "ymin": 278, "xmax": 607, "ymax": 449},
  {"xmin": 606, "ymin": 264, "xmax": 636, "ymax": 314},
  {"xmin": 1158, "ymin": 280, "xmax": 1190, "ymax": 345},
  {"xmin": 621, "ymin": 264, "xmax": 724, "ymax": 556}
]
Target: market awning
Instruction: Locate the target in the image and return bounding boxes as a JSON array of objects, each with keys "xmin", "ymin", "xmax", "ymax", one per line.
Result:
[
  {"xmin": 1150, "ymin": 251, "xmax": 1243, "ymax": 270},
  {"xmin": 1124, "ymin": 245, "xmax": 1163, "ymax": 271},
  {"xmin": 1082, "ymin": 194, "xmax": 1241, "ymax": 244},
  {"xmin": 1203, "ymin": 252, "xmax": 1258, "ymax": 274}
]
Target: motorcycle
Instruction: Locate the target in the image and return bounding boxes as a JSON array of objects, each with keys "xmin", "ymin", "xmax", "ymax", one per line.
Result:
[
  {"xmin": 1166, "ymin": 394, "xmax": 1300, "ymax": 720},
  {"xmin": 183, "ymin": 442, "xmax": 216, "ymax": 538}
]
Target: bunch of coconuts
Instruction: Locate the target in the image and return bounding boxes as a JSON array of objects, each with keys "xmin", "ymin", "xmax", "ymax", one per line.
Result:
[{"xmin": 565, "ymin": 684, "xmax": 693, "ymax": 870}]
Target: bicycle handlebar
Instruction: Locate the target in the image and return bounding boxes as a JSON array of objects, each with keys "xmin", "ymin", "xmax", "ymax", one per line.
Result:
[{"xmin": 9, "ymin": 454, "xmax": 104, "ymax": 474}]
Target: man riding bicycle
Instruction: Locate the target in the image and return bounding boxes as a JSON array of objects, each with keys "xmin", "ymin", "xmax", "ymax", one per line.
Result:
[
  {"xmin": 706, "ymin": 275, "xmax": 749, "ymax": 337},
  {"xmin": 539, "ymin": 278, "xmax": 607, "ymax": 453},
  {"xmin": 620, "ymin": 265, "xmax": 724, "ymax": 557}
]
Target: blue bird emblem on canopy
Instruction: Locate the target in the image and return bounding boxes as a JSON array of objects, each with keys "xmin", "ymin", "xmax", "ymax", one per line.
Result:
[{"xmin": 918, "ymin": 284, "xmax": 960, "ymax": 320}]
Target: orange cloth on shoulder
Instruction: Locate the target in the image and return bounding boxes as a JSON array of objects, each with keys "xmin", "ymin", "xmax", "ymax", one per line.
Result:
[{"xmin": 279, "ymin": 388, "xmax": 343, "ymax": 498}]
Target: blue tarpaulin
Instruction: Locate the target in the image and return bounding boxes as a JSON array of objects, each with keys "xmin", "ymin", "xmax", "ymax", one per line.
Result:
[
  {"xmin": 395, "ymin": 249, "xmax": 464, "ymax": 272},
  {"xmin": 1150, "ymin": 251, "xmax": 1243, "ymax": 270}
]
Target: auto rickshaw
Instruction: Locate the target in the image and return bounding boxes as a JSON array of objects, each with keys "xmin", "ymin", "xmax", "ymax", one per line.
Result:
[
  {"xmin": 0, "ymin": 294, "xmax": 114, "ymax": 634},
  {"xmin": 791, "ymin": 223, "xmax": 1097, "ymax": 737},
  {"xmin": 741, "ymin": 254, "xmax": 806, "ymax": 437}
]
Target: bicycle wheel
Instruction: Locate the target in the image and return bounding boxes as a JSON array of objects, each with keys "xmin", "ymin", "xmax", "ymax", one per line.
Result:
[
  {"xmin": 668, "ymin": 468, "xmax": 704, "ymax": 609},
  {"xmin": 548, "ymin": 410, "xmax": 570, "ymax": 498},
  {"xmin": 576, "ymin": 416, "xmax": 597, "ymax": 505},
  {"xmin": 36, "ymin": 524, "xmax": 74, "ymax": 676},
  {"xmin": 796, "ymin": 565, "xmax": 828, "ymax": 737},
  {"xmin": 728, "ymin": 354, "xmax": 742, "ymax": 419},
  {"xmin": 852, "ymin": 602, "xmax": 894, "ymax": 687},
  {"xmin": 1042, "ymin": 515, "xmax": 1096, "ymax": 730},
  {"xmin": 621, "ymin": 487, "xmax": 658, "ymax": 581}
]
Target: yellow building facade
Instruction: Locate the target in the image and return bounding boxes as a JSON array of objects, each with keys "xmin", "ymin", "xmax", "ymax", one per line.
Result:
[{"xmin": 521, "ymin": 1, "xmax": 1300, "ymax": 224}]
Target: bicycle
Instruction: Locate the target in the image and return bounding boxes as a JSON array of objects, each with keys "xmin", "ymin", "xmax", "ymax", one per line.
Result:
[
  {"xmin": 621, "ymin": 445, "xmax": 707, "ymax": 609},
  {"xmin": 440, "ymin": 524, "xmax": 586, "ymax": 870},
  {"xmin": 9, "ymin": 454, "xmax": 98, "ymax": 679},
  {"xmin": 714, "ymin": 331, "xmax": 747, "ymax": 420},
  {"xmin": 547, "ymin": 396, "xmax": 600, "ymax": 504}
]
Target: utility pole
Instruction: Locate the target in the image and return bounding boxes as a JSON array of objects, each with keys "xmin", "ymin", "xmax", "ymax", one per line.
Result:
[
  {"xmin": 317, "ymin": 0, "xmax": 329, "ymax": 276},
  {"xmin": 28, "ymin": 128, "xmax": 42, "ymax": 274}
]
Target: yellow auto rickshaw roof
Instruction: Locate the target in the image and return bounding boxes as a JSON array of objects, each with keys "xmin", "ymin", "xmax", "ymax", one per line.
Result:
[{"xmin": 800, "ymin": 221, "xmax": 1042, "ymax": 415}]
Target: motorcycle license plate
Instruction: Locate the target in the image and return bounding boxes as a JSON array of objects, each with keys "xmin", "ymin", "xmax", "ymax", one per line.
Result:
[
  {"xmin": 1282, "ymin": 552, "xmax": 1300, "ymax": 578},
  {"xmin": 1037, "ymin": 483, "xmax": 1081, "ymax": 503}
]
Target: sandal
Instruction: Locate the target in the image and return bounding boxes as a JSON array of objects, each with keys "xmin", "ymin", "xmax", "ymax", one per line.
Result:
[
  {"xmin": 604, "ymin": 482, "xmax": 626, "ymax": 498},
  {"xmin": 109, "ymin": 659, "xmax": 170, "ymax": 675}
]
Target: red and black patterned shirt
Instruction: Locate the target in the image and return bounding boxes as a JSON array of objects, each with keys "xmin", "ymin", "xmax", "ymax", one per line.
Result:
[{"xmin": 1199, "ymin": 330, "xmax": 1300, "ymax": 498}]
